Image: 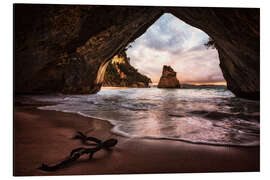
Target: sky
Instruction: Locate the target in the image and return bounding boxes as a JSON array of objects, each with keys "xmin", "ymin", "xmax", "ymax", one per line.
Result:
[{"xmin": 126, "ymin": 13, "xmax": 225, "ymax": 85}]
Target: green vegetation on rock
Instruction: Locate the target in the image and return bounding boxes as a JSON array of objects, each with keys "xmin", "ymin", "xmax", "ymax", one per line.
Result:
[{"xmin": 103, "ymin": 52, "xmax": 151, "ymax": 87}]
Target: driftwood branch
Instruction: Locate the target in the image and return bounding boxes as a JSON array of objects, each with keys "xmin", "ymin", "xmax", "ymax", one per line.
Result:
[{"xmin": 39, "ymin": 131, "xmax": 118, "ymax": 171}]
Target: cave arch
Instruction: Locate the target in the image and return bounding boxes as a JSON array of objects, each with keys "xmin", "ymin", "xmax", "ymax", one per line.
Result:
[
  {"xmin": 102, "ymin": 12, "xmax": 225, "ymax": 87},
  {"xmin": 14, "ymin": 4, "xmax": 259, "ymax": 99}
]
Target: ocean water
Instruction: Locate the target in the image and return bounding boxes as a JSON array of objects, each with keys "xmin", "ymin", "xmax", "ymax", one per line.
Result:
[{"xmin": 30, "ymin": 87, "xmax": 260, "ymax": 147}]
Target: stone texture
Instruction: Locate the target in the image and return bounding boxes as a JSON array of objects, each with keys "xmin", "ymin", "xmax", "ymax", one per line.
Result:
[
  {"xmin": 103, "ymin": 51, "xmax": 151, "ymax": 87},
  {"xmin": 14, "ymin": 4, "xmax": 259, "ymax": 100},
  {"xmin": 169, "ymin": 7, "xmax": 260, "ymax": 100},
  {"xmin": 158, "ymin": 65, "xmax": 181, "ymax": 88},
  {"xmin": 14, "ymin": 4, "xmax": 161, "ymax": 94}
]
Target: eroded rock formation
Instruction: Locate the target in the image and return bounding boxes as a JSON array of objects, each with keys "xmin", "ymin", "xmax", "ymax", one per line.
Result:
[
  {"xmin": 158, "ymin": 65, "xmax": 181, "ymax": 88},
  {"xmin": 14, "ymin": 4, "xmax": 161, "ymax": 94},
  {"xmin": 14, "ymin": 4, "xmax": 260, "ymax": 100},
  {"xmin": 103, "ymin": 52, "xmax": 151, "ymax": 87}
]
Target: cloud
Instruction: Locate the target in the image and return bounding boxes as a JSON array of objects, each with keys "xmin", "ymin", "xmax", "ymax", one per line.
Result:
[
  {"xmin": 187, "ymin": 44, "xmax": 207, "ymax": 52},
  {"xmin": 130, "ymin": 13, "xmax": 191, "ymax": 54},
  {"xmin": 126, "ymin": 13, "xmax": 225, "ymax": 84}
]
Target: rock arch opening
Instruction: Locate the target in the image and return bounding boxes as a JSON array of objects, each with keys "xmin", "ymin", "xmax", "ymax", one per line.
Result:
[
  {"xmin": 14, "ymin": 5, "xmax": 259, "ymax": 100},
  {"xmin": 101, "ymin": 13, "xmax": 226, "ymax": 88}
]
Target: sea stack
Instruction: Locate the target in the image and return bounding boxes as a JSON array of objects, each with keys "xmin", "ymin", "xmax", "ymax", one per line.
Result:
[{"xmin": 157, "ymin": 65, "xmax": 181, "ymax": 88}]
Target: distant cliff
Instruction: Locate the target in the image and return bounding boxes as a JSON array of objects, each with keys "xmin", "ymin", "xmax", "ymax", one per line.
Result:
[
  {"xmin": 157, "ymin": 65, "xmax": 181, "ymax": 88},
  {"xmin": 103, "ymin": 52, "xmax": 152, "ymax": 87}
]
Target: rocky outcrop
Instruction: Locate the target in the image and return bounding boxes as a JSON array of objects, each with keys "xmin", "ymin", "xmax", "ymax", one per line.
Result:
[
  {"xmin": 14, "ymin": 4, "xmax": 161, "ymax": 94},
  {"xmin": 169, "ymin": 8, "xmax": 260, "ymax": 100},
  {"xmin": 14, "ymin": 4, "xmax": 259, "ymax": 100},
  {"xmin": 103, "ymin": 52, "xmax": 151, "ymax": 87},
  {"xmin": 157, "ymin": 65, "xmax": 181, "ymax": 88}
]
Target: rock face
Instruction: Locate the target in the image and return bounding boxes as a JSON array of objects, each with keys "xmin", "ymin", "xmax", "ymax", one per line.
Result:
[
  {"xmin": 103, "ymin": 51, "xmax": 151, "ymax": 87},
  {"xmin": 14, "ymin": 4, "xmax": 259, "ymax": 100},
  {"xmin": 158, "ymin": 65, "xmax": 181, "ymax": 88},
  {"xmin": 14, "ymin": 4, "xmax": 161, "ymax": 94}
]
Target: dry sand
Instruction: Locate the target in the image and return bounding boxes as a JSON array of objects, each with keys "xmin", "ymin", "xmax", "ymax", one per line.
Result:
[{"xmin": 14, "ymin": 97, "xmax": 259, "ymax": 176}]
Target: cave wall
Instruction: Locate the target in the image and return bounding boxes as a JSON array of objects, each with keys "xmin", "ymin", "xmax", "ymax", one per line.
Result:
[
  {"xmin": 14, "ymin": 4, "xmax": 161, "ymax": 94},
  {"xmin": 14, "ymin": 4, "xmax": 260, "ymax": 100},
  {"xmin": 169, "ymin": 7, "xmax": 260, "ymax": 100}
]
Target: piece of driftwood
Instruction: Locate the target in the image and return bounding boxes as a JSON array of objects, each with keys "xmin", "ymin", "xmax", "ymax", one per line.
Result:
[{"xmin": 39, "ymin": 131, "xmax": 118, "ymax": 171}]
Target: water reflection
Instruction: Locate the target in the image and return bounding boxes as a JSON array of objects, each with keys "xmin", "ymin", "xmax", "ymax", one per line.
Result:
[{"xmin": 33, "ymin": 88, "xmax": 260, "ymax": 146}]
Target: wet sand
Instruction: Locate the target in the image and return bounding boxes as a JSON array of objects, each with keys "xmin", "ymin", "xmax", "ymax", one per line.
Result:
[{"xmin": 14, "ymin": 97, "xmax": 259, "ymax": 176}]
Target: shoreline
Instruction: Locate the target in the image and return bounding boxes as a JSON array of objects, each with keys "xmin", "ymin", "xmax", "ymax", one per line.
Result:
[
  {"xmin": 34, "ymin": 93, "xmax": 259, "ymax": 148},
  {"xmin": 14, "ymin": 97, "xmax": 260, "ymax": 176}
]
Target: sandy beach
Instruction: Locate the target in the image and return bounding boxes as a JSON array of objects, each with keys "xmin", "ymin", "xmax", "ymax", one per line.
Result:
[{"xmin": 14, "ymin": 97, "xmax": 259, "ymax": 176}]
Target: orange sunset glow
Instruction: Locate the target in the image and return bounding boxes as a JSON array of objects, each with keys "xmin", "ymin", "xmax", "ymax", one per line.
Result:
[{"xmin": 126, "ymin": 13, "xmax": 225, "ymax": 85}]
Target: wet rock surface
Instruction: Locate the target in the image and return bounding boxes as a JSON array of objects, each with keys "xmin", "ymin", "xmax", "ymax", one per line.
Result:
[
  {"xmin": 14, "ymin": 4, "xmax": 259, "ymax": 100},
  {"xmin": 157, "ymin": 65, "xmax": 181, "ymax": 88}
]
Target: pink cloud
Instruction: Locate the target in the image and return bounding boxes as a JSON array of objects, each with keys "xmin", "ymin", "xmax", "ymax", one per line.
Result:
[{"xmin": 126, "ymin": 13, "xmax": 225, "ymax": 84}]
